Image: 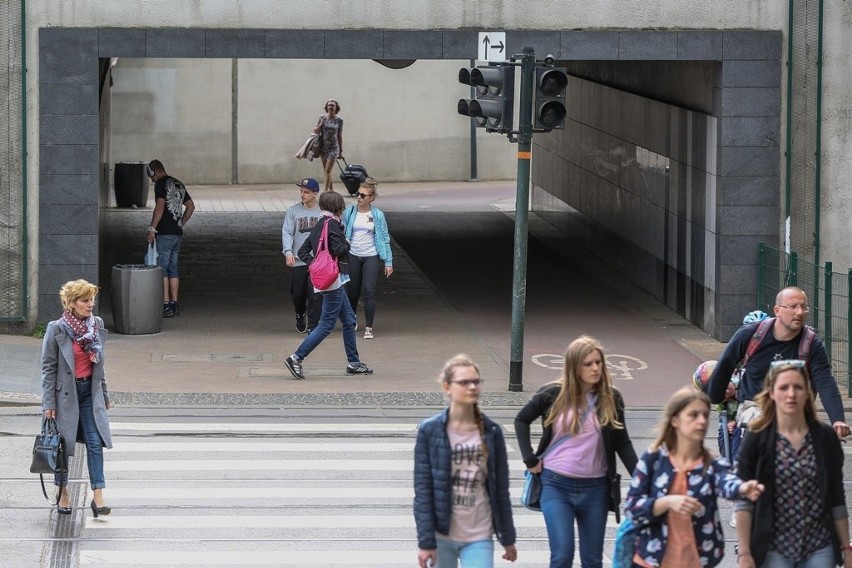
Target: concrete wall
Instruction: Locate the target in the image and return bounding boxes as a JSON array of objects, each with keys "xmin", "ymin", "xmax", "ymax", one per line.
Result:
[
  {"xmin": 109, "ymin": 58, "xmax": 515, "ymax": 184},
  {"xmin": 27, "ymin": 2, "xmax": 787, "ymax": 30},
  {"xmin": 532, "ymin": 48, "xmax": 781, "ymax": 340},
  {"xmin": 820, "ymin": 1, "xmax": 852, "ymax": 270},
  {"xmin": 110, "ymin": 59, "xmax": 232, "ymax": 184}
]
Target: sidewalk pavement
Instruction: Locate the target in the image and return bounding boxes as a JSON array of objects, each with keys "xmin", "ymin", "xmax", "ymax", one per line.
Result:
[{"xmin": 0, "ymin": 181, "xmax": 724, "ymax": 408}]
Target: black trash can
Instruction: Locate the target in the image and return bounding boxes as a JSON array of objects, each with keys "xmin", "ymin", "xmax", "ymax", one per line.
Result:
[
  {"xmin": 111, "ymin": 264, "xmax": 163, "ymax": 335},
  {"xmin": 114, "ymin": 162, "xmax": 149, "ymax": 208}
]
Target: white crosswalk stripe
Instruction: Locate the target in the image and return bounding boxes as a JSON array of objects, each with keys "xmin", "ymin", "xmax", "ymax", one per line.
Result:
[{"xmin": 77, "ymin": 417, "xmax": 556, "ymax": 567}]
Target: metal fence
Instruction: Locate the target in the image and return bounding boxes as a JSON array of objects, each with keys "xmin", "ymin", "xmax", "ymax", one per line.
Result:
[
  {"xmin": 757, "ymin": 243, "xmax": 851, "ymax": 395},
  {"xmin": 0, "ymin": 0, "xmax": 26, "ymax": 322}
]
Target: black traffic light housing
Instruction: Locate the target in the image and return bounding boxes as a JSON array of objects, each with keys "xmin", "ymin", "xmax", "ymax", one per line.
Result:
[
  {"xmin": 533, "ymin": 66, "xmax": 568, "ymax": 130},
  {"xmin": 458, "ymin": 65, "xmax": 515, "ymax": 132}
]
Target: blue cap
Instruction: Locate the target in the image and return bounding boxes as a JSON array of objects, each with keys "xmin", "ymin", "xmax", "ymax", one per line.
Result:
[{"xmin": 297, "ymin": 178, "xmax": 320, "ymax": 192}]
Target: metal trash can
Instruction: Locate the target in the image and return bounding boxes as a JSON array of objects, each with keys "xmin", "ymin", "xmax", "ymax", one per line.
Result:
[
  {"xmin": 111, "ymin": 264, "xmax": 163, "ymax": 335},
  {"xmin": 114, "ymin": 162, "xmax": 149, "ymax": 208}
]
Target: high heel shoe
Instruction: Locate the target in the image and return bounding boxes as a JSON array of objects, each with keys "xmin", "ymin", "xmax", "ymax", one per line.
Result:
[
  {"xmin": 90, "ymin": 500, "xmax": 111, "ymax": 518},
  {"xmin": 55, "ymin": 487, "xmax": 71, "ymax": 515}
]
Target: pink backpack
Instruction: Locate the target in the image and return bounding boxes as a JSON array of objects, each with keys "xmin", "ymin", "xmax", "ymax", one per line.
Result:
[{"xmin": 308, "ymin": 218, "xmax": 340, "ymax": 290}]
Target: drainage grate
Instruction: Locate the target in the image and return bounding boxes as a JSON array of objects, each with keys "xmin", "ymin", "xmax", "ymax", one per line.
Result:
[{"xmin": 154, "ymin": 353, "xmax": 268, "ymax": 363}]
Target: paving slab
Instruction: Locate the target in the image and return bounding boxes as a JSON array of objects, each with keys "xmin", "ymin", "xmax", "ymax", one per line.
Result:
[{"xmin": 1, "ymin": 181, "xmax": 732, "ymax": 409}]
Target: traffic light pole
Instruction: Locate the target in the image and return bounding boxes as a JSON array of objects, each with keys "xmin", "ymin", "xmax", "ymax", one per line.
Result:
[
  {"xmin": 508, "ymin": 47, "xmax": 535, "ymax": 392},
  {"xmin": 468, "ymin": 59, "xmax": 478, "ymax": 181}
]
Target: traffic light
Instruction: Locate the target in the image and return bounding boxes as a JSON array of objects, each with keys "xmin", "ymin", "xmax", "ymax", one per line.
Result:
[
  {"xmin": 458, "ymin": 65, "xmax": 515, "ymax": 132},
  {"xmin": 533, "ymin": 66, "xmax": 568, "ymax": 130}
]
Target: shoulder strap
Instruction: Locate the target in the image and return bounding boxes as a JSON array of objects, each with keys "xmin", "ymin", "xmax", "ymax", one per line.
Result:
[
  {"xmin": 317, "ymin": 218, "xmax": 330, "ymax": 252},
  {"xmin": 797, "ymin": 326, "xmax": 816, "ymax": 361},
  {"xmin": 540, "ymin": 400, "xmax": 595, "ymax": 459},
  {"xmin": 744, "ymin": 317, "xmax": 815, "ymax": 363},
  {"xmin": 743, "ymin": 317, "xmax": 774, "ymax": 367}
]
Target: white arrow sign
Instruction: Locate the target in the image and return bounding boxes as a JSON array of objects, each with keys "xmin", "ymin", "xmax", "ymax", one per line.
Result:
[{"xmin": 478, "ymin": 32, "xmax": 506, "ymax": 62}]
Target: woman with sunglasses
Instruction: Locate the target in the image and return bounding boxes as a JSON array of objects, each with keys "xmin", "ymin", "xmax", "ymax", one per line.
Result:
[
  {"xmin": 313, "ymin": 99, "xmax": 344, "ymax": 192},
  {"xmin": 734, "ymin": 360, "xmax": 851, "ymax": 568},
  {"xmin": 515, "ymin": 335, "xmax": 637, "ymax": 567},
  {"xmin": 414, "ymin": 354, "xmax": 517, "ymax": 568},
  {"xmin": 342, "ymin": 178, "xmax": 393, "ymax": 340}
]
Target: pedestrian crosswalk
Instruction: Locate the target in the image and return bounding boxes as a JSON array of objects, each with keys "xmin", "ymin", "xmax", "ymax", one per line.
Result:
[{"xmin": 71, "ymin": 413, "xmax": 556, "ymax": 567}]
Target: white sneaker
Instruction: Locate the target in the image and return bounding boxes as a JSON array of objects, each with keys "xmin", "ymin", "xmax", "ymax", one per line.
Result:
[{"xmin": 363, "ymin": 327, "xmax": 374, "ymax": 339}]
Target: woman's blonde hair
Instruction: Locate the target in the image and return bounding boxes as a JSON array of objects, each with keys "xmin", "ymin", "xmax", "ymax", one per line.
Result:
[
  {"xmin": 439, "ymin": 354, "xmax": 489, "ymax": 462},
  {"xmin": 749, "ymin": 361, "xmax": 817, "ymax": 432},
  {"xmin": 360, "ymin": 177, "xmax": 378, "ymax": 196},
  {"xmin": 650, "ymin": 387, "xmax": 713, "ymax": 464},
  {"xmin": 544, "ymin": 336, "xmax": 622, "ymax": 433},
  {"xmin": 59, "ymin": 279, "xmax": 99, "ymax": 310}
]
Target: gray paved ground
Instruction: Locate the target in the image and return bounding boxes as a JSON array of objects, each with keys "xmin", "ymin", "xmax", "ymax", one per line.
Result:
[
  {"xmin": 2, "ymin": 182, "xmax": 850, "ymax": 568},
  {"xmin": 0, "ymin": 181, "xmax": 770, "ymax": 409}
]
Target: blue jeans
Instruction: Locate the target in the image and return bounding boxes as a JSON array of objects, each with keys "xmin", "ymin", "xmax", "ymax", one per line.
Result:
[
  {"xmin": 435, "ymin": 537, "xmax": 494, "ymax": 568},
  {"xmin": 54, "ymin": 380, "xmax": 106, "ymax": 489},
  {"xmin": 540, "ymin": 469, "xmax": 609, "ymax": 568},
  {"xmin": 763, "ymin": 545, "xmax": 835, "ymax": 568},
  {"xmin": 294, "ymin": 286, "xmax": 360, "ymax": 365},
  {"xmin": 155, "ymin": 234, "xmax": 182, "ymax": 277}
]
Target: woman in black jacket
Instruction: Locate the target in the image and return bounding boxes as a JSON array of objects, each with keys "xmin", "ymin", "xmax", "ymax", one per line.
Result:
[
  {"xmin": 283, "ymin": 191, "xmax": 372, "ymax": 379},
  {"xmin": 735, "ymin": 360, "xmax": 851, "ymax": 568},
  {"xmin": 515, "ymin": 335, "xmax": 637, "ymax": 568},
  {"xmin": 414, "ymin": 354, "xmax": 517, "ymax": 568}
]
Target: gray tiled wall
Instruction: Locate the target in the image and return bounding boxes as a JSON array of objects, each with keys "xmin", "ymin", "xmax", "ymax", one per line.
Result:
[
  {"xmin": 532, "ymin": 33, "xmax": 781, "ymax": 338},
  {"xmin": 36, "ymin": 28, "xmax": 781, "ymax": 337},
  {"xmin": 38, "ymin": 28, "xmax": 100, "ymax": 316}
]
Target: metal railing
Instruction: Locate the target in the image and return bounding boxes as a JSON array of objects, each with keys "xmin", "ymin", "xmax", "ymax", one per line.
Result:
[{"xmin": 757, "ymin": 243, "xmax": 851, "ymax": 395}]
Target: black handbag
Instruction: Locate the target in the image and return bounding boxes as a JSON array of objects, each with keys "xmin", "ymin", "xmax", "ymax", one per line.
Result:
[
  {"xmin": 30, "ymin": 417, "xmax": 67, "ymax": 503},
  {"xmin": 609, "ymin": 473, "xmax": 623, "ymax": 523}
]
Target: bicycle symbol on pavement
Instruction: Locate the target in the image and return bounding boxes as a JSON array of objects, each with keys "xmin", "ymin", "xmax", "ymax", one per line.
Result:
[{"xmin": 530, "ymin": 353, "xmax": 648, "ymax": 380}]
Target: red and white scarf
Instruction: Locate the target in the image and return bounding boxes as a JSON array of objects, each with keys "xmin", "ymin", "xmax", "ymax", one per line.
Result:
[{"xmin": 61, "ymin": 309, "xmax": 101, "ymax": 363}]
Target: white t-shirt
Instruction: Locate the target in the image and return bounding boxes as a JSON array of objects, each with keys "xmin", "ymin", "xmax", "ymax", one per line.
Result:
[{"xmin": 349, "ymin": 211, "xmax": 378, "ymax": 257}]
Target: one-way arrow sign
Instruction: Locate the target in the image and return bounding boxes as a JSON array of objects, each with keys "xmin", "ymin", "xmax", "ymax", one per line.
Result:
[{"xmin": 478, "ymin": 32, "xmax": 506, "ymax": 62}]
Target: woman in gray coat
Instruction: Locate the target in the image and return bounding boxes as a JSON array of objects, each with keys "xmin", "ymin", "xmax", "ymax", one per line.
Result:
[{"xmin": 41, "ymin": 279, "xmax": 113, "ymax": 517}]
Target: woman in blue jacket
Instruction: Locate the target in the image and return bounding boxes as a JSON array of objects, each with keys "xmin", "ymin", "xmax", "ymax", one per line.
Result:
[
  {"xmin": 414, "ymin": 354, "xmax": 517, "ymax": 568},
  {"xmin": 341, "ymin": 178, "xmax": 392, "ymax": 340}
]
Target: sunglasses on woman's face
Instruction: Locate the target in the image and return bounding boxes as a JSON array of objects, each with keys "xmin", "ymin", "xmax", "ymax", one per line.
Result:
[
  {"xmin": 769, "ymin": 359, "xmax": 806, "ymax": 369},
  {"xmin": 357, "ymin": 193, "xmax": 372, "ymax": 199}
]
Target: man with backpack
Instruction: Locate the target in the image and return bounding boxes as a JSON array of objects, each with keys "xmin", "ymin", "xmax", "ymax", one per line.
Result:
[{"xmin": 705, "ymin": 286, "xmax": 850, "ymax": 440}]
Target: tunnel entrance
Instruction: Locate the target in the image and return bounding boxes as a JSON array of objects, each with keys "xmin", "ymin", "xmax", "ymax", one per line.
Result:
[{"xmin": 36, "ymin": 28, "xmax": 781, "ymax": 340}]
